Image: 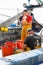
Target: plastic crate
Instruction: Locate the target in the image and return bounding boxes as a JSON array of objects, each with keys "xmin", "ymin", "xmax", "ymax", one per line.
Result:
[{"xmin": 1, "ymin": 45, "xmax": 14, "ymax": 57}]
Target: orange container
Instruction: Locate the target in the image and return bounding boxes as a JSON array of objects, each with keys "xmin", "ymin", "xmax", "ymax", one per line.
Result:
[
  {"xmin": 17, "ymin": 40, "xmax": 24, "ymax": 43},
  {"xmin": 1, "ymin": 45, "xmax": 14, "ymax": 57},
  {"xmin": 5, "ymin": 41, "xmax": 18, "ymax": 50},
  {"xmin": 14, "ymin": 42, "xmax": 17, "ymax": 48},
  {"xmin": 5, "ymin": 41, "xmax": 14, "ymax": 46},
  {"xmin": 17, "ymin": 42, "xmax": 24, "ymax": 49}
]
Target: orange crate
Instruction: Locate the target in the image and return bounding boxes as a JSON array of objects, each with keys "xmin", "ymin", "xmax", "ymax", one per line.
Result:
[
  {"xmin": 5, "ymin": 41, "xmax": 17, "ymax": 48},
  {"xmin": 17, "ymin": 40, "xmax": 24, "ymax": 43},
  {"xmin": 17, "ymin": 42, "xmax": 24, "ymax": 49},
  {"xmin": 5, "ymin": 41, "xmax": 14, "ymax": 46},
  {"xmin": 1, "ymin": 45, "xmax": 14, "ymax": 57}
]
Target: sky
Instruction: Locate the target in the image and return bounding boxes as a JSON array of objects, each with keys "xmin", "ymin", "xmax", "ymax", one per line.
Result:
[
  {"xmin": 0, "ymin": 0, "xmax": 28, "ymax": 9},
  {"xmin": 0, "ymin": 0, "xmax": 43, "ymax": 25}
]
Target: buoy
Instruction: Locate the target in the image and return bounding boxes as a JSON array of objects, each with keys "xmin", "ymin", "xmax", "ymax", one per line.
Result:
[
  {"xmin": 4, "ymin": 27, "xmax": 8, "ymax": 32},
  {"xmin": 1, "ymin": 27, "xmax": 5, "ymax": 31}
]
